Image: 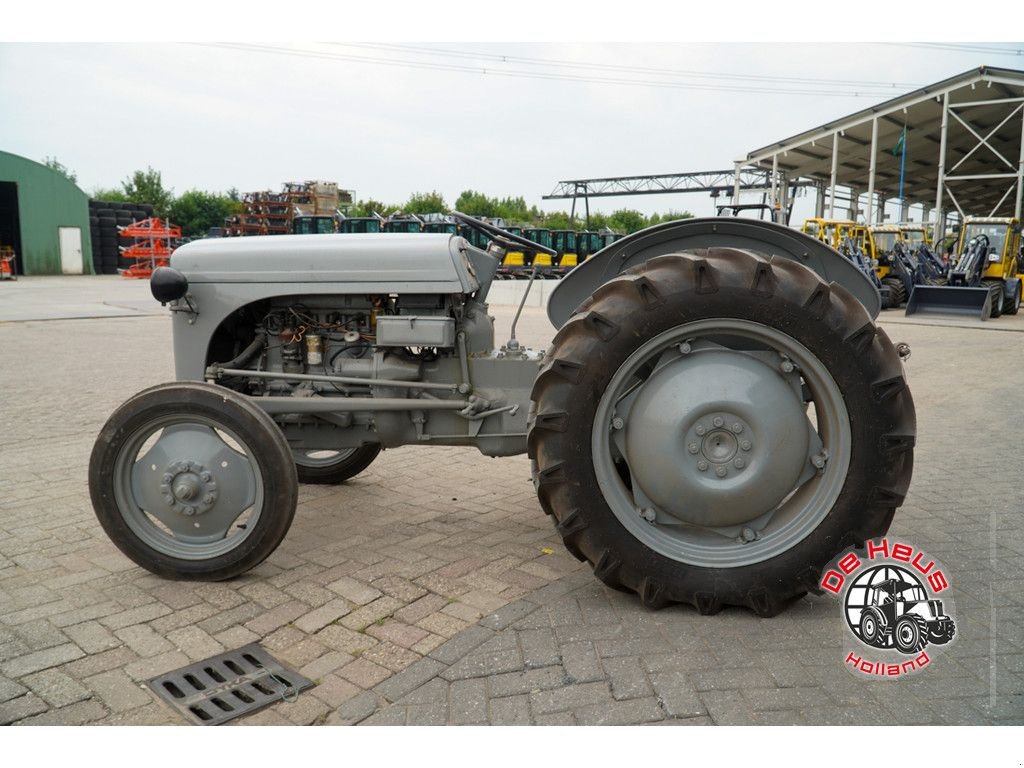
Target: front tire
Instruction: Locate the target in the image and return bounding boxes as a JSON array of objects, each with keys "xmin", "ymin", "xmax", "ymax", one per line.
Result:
[
  {"xmin": 894, "ymin": 615, "xmax": 929, "ymax": 653},
  {"xmin": 529, "ymin": 250, "xmax": 915, "ymax": 616},
  {"xmin": 89, "ymin": 382, "xmax": 298, "ymax": 580}
]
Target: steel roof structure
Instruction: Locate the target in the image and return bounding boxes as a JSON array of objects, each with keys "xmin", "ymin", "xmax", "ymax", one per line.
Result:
[{"xmin": 738, "ymin": 66, "xmax": 1024, "ymax": 238}]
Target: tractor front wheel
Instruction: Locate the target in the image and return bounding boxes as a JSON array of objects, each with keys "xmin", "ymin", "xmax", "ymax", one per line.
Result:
[
  {"xmin": 894, "ymin": 615, "xmax": 929, "ymax": 653},
  {"xmin": 89, "ymin": 382, "xmax": 298, "ymax": 580},
  {"xmin": 529, "ymin": 250, "xmax": 915, "ymax": 616}
]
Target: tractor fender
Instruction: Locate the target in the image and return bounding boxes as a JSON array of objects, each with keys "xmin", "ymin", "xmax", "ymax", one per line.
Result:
[{"xmin": 547, "ymin": 217, "xmax": 881, "ymax": 328}]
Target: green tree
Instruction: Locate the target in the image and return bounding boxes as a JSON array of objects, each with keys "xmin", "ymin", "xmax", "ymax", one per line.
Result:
[
  {"xmin": 404, "ymin": 190, "xmax": 447, "ymax": 215},
  {"xmin": 349, "ymin": 198, "xmax": 398, "ymax": 218},
  {"xmin": 541, "ymin": 211, "xmax": 573, "ymax": 230},
  {"xmin": 121, "ymin": 167, "xmax": 174, "ymax": 218},
  {"xmin": 454, "ymin": 190, "xmax": 496, "ymax": 217},
  {"xmin": 89, "ymin": 186, "xmax": 128, "ymax": 203},
  {"xmin": 42, "ymin": 156, "xmax": 76, "ymax": 184},
  {"xmin": 607, "ymin": 208, "xmax": 647, "ymax": 234},
  {"xmin": 169, "ymin": 190, "xmax": 241, "ymax": 238}
]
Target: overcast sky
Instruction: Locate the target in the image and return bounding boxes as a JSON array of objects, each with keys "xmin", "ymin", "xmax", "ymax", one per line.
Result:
[{"xmin": 3, "ymin": 41, "xmax": 1024, "ymax": 221}]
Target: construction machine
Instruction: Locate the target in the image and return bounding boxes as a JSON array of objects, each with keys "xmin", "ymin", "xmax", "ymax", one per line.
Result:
[{"xmin": 905, "ymin": 217, "xmax": 1022, "ymax": 320}]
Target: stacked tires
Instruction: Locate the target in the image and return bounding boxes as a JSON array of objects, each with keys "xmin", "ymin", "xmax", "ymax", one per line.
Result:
[{"xmin": 88, "ymin": 200, "xmax": 154, "ymax": 274}]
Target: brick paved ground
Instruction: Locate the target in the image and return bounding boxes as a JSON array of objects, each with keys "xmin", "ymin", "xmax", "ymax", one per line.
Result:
[{"xmin": 0, "ymin": 276, "xmax": 1021, "ymax": 725}]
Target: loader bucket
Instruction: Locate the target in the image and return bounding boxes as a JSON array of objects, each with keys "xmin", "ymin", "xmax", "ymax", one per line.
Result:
[{"xmin": 904, "ymin": 285, "xmax": 992, "ymax": 321}]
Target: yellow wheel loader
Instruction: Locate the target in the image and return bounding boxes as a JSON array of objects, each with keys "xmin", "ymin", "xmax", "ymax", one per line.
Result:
[{"xmin": 906, "ymin": 217, "xmax": 1022, "ymax": 320}]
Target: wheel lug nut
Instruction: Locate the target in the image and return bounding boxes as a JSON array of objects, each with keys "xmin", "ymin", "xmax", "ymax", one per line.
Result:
[
  {"xmin": 697, "ymin": 460, "xmax": 709, "ymax": 472},
  {"xmin": 781, "ymin": 360, "xmax": 795, "ymax": 373},
  {"xmin": 611, "ymin": 417, "xmax": 624, "ymax": 430},
  {"xmin": 734, "ymin": 458, "xmax": 745, "ymax": 469},
  {"xmin": 679, "ymin": 342, "xmax": 691, "ymax": 354},
  {"xmin": 687, "ymin": 443, "xmax": 699, "ymax": 454},
  {"xmin": 740, "ymin": 440, "xmax": 751, "ymax": 451},
  {"xmin": 712, "ymin": 416, "xmax": 724, "ymax": 428},
  {"xmin": 741, "ymin": 527, "xmax": 757, "ymax": 542},
  {"xmin": 641, "ymin": 508, "xmax": 656, "ymax": 522},
  {"xmin": 715, "ymin": 466, "xmax": 727, "ymax": 477},
  {"xmin": 731, "ymin": 423, "xmax": 743, "ymax": 434},
  {"xmin": 695, "ymin": 425, "xmax": 706, "ymax": 436}
]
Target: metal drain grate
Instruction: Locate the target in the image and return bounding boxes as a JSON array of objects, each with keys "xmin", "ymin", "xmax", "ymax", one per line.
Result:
[{"xmin": 147, "ymin": 643, "xmax": 315, "ymax": 725}]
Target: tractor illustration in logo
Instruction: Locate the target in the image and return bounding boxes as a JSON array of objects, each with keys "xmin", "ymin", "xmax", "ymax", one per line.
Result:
[{"xmin": 849, "ymin": 568, "xmax": 956, "ymax": 653}]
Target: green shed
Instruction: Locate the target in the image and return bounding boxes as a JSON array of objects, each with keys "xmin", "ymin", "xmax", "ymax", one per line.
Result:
[{"xmin": 0, "ymin": 150, "xmax": 93, "ymax": 275}]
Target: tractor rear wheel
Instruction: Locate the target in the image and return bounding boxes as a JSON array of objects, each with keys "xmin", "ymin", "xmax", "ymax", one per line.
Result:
[
  {"xmin": 293, "ymin": 445, "xmax": 381, "ymax": 484},
  {"xmin": 529, "ymin": 250, "xmax": 915, "ymax": 616},
  {"xmin": 89, "ymin": 382, "xmax": 298, "ymax": 580},
  {"xmin": 894, "ymin": 615, "xmax": 929, "ymax": 653}
]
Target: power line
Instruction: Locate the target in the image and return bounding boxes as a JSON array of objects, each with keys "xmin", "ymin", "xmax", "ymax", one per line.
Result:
[
  {"xmin": 333, "ymin": 42, "xmax": 925, "ymax": 90},
  {"xmin": 881, "ymin": 42, "xmax": 1024, "ymax": 55},
  {"xmin": 192, "ymin": 43, "xmax": 912, "ymax": 98}
]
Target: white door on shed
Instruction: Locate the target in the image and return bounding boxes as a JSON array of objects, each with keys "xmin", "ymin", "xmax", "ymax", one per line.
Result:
[{"xmin": 58, "ymin": 226, "xmax": 84, "ymax": 274}]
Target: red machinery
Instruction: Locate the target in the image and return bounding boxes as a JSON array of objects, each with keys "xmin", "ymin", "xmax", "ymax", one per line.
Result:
[
  {"xmin": 0, "ymin": 246, "xmax": 16, "ymax": 280},
  {"xmin": 119, "ymin": 218, "xmax": 181, "ymax": 279}
]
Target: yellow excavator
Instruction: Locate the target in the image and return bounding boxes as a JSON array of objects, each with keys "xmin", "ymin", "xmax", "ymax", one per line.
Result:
[{"xmin": 906, "ymin": 217, "xmax": 1022, "ymax": 320}]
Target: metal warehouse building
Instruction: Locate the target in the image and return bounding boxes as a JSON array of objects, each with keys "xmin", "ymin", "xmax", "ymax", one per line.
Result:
[{"xmin": 0, "ymin": 149, "xmax": 93, "ymax": 275}]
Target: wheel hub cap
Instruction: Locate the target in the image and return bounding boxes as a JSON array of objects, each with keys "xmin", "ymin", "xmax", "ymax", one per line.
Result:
[
  {"xmin": 159, "ymin": 460, "xmax": 219, "ymax": 517},
  {"xmin": 623, "ymin": 349, "xmax": 810, "ymax": 527}
]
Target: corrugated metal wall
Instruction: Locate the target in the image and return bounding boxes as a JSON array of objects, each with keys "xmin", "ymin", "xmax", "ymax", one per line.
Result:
[{"xmin": 0, "ymin": 150, "xmax": 93, "ymax": 275}]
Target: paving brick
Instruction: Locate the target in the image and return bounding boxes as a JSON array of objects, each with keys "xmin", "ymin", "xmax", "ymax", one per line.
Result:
[
  {"xmin": 85, "ymin": 669, "xmax": 153, "ymax": 713},
  {"xmin": 0, "ymin": 675, "xmax": 28, "ymax": 703},
  {"xmin": 327, "ymin": 577, "xmax": 382, "ymax": 606},
  {"xmin": 62, "ymin": 621, "xmax": 121, "ymax": 654},
  {"xmin": 394, "ymin": 593, "xmax": 448, "ymax": 625},
  {"xmin": 124, "ymin": 651, "xmax": 191, "ymax": 682},
  {"xmin": 293, "ymin": 599, "xmax": 352, "ymax": 634},
  {"xmin": 99, "ymin": 603, "xmax": 172, "ymax": 630},
  {"xmin": 603, "ymin": 656, "xmax": 653, "ymax": 700},
  {"xmin": 301, "ymin": 650, "xmax": 356, "ymax": 681},
  {"xmin": 529, "ymin": 681, "xmax": 612, "ymax": 715},
  {"xmin": 561, "ymin": 640, "xmax": 604, "ymax": 684},
  {"xmin": 650, "ymin": 672, "xmax": 708, "ymax": 718},
  {"xmin": 1, "ymin": 643, "xmax": 85, "ymax": 679},
  {"xmin": 339, "ymin": 596, "xmax": 404, "ymax": 631},
  {"xmin": 16, "ymin": 699, "xmax": 108, "ymax": 726},
  {"xmin": 0, "ymin": 693, "xmax": 49, "ymax": 724},
  {"xmin": 340, "ymin": 658, "xmax": 392, "ymax": 689},
  {"xmin": 310, "ymin": 673, "xmax": 362, "ymax": 708},
  {"xmin": 428, "ymin": 624, "xmax": 494, "ymax": 665},
  {"xmin": 488, "ymin": 693, "xmax": 531, "ymax": 725},
  {"xmin": 165, "ymin": 626, "xmax": 224, "ymax": 661},
  {"xmin": 22, "ymin": 668, "xmax": 90, "ymax": 707},
  {"xmin": 115, "ymin": 624, "xmax": 174, "ymax": 658},
  {"xmin": 574, "ymin": 695, "xmax": 665, "ymax": 725},
  {"xmin": 374, "ymin": 657, "xmax": 447, "ymax": 703},
  {"xmin": 361, "ymin": 640, "xmax": 420, "ymax": 673},
  {"xmin": 330, "ymin": 690, "xmax": 382, "ymax": 724}
]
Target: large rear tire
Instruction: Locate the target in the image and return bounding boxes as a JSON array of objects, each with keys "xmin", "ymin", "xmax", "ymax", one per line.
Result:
[
  {"xmin": 529, "ymin": 250, "xmax": 915, "ymax": 616},
  {"xmin": 89, "ymin": 382, "xmax": 298, "ymax": 580}
]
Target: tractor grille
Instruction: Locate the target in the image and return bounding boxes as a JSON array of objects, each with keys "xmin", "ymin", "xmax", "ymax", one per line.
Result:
[{"xmin": 146, "ymin": 643, "xmax": 315, "ymax": 725}]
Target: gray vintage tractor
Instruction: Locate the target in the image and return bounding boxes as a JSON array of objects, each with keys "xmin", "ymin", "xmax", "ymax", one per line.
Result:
[
  {"xmin": 858, "ymin": 578, "xmax": 955, "ymax": 652},
  {"xmin": 89, "ymin": 216, "xmax": 916, "ymax": 616}
]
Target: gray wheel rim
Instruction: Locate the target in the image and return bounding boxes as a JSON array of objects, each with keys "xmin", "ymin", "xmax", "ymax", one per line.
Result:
[
  {"xmin": 113, "ymin": 415, "xmax": 264, "ymax": 560},
  {"xmin": 591, "ymin": 318, "xmax": 851, "ymax": 569},
  {"xmin": 292, "ymin": 448, "xmax": 358, "ymax": 468}
]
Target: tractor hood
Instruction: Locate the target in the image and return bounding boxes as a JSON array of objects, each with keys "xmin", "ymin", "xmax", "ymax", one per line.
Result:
[{"xmin": 170, "ymin": 233, "xmax": 479, "ymax": 294}]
